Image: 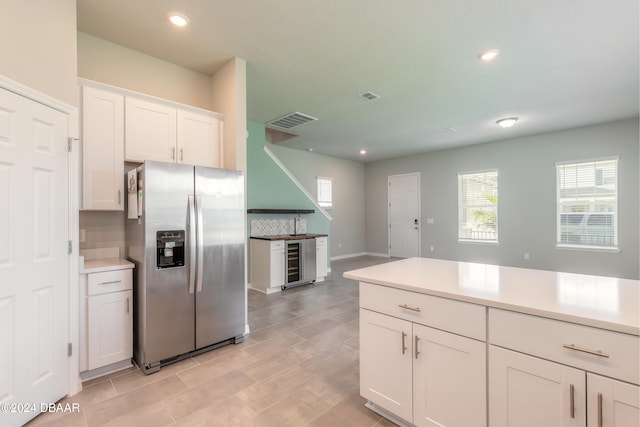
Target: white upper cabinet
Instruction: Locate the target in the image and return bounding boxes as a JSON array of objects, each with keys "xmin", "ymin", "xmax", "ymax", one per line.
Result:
[
  {"xmin": 81, "ymin": 85, "xmax": 125, "ymax": 210},
  {"xmin": 125, "ymin": 97, "xmax": 223, "ymax": 168},
  {"xmin": 177, "ymin": 109, "xmax": 223, "ymax": 168},
  {"xmin": 124, "ymin": 97, "xmax": 177, "ymax": 163},
  {"xmin": 80, "ymin": 79, "xmax": 223, "ymax": 170}
]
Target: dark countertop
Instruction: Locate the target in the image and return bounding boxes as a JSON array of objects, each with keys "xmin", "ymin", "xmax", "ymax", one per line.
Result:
[{"xmin": 250, "ymin": 233, "xmax": 328, "ymax": 241}]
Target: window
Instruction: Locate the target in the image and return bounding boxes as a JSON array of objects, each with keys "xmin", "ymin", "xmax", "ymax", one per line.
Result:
[
  {"xmin": 317, "ymin": 176, "xmax": 332, "ymax": 209},
  {"xmin": 556, "ymin": 158, "xmax": 618, "ymax": 249},
  {"xmin": 458, "ymin": 170, "xmax": 498, "ymax": 242}
]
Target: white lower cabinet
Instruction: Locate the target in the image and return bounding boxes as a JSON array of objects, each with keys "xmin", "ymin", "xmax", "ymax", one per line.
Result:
[
  {"xmin": 490, "ymin": 346, "xmax": 586, "ymax": 427},
  {"xmin": 250, "ymin": 239, "xmax": 285, "ymax": 293},
  {"xmin": 88, "ymin": 289, "xmax": 133, "ymax": 370},
  {"xmin": 587, "ymin": 373, "xmax": 639, "ymax": 427},
  {"xmin": 490, "ymin": 347, "xmax": 640, "ymax": 427},
  {"xmin": 489, "ymin": 308, "xmax": 639, "ymax": 427},
  {"xmin": 413, "ymin": 324, "xmax": 486, "ymax": 427},
  {"xmin": 360, "ymin": 306, "xmax": 486, "ymax": 427},
  {"xmin": 81, "ymin": 267, "xmax": 133, "ymax": 372},
  {"xmin": 360, "ymin": 308, "xmax": 413, "ymax": 422},
  {"xmin": 315, "ymin": 236, "xmax": 328, "ymax": 281}
]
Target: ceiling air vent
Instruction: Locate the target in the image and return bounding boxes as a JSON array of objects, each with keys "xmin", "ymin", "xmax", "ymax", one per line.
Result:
[
  {"xmin": 267, "ymin": 112, "xmax": 318, "ymax": 130},
  {"xmin": 358, "ymin": 91, "xmax": 381, "ymax": 101}
]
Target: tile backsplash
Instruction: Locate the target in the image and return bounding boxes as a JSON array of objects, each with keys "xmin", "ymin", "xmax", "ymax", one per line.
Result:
[{"xmin": 250, "ymin": 219, "xmax": 307, "ymax": 237}]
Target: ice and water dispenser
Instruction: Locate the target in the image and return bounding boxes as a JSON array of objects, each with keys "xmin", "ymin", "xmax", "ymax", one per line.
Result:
[{"xmin": 156, "ymin": 230, "xmax": 185, "ymax": 269}]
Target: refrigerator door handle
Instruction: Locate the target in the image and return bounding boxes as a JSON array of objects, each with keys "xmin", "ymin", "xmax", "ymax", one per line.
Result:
[
  {"xmin": 196, "ymin": 195, "xmax": 204, "ymax": 293},
  {"xmin": 188, "ymin": 195, "xmax": 196, "ymax": 294}
]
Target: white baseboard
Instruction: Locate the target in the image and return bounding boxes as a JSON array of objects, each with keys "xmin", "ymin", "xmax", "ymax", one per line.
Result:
[
  {"xmin": 364, "ymin": 252, "xmax": 391, "ymax": 258},
  {"xmin": 330, "ymin": 252, "xmax": 390, "ymax": 261}
]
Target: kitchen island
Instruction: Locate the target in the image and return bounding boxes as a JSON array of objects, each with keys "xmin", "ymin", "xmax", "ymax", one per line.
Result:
[{"xmin": 344, "ymin": 257, "xmax": 639, "ymax": 427}]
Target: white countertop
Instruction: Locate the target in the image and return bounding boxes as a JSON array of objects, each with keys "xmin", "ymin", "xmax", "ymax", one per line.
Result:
[
  {"xmin": 81, "ymin": 257, "xmax": 134, "ymax": 274},
  {"xmin": 344, "ymin": 257, "xmax": 640, "ymax": 336}
]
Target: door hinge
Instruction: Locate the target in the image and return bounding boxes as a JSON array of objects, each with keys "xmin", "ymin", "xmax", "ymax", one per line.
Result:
[
  {"xmin": 68, "ymin": 240, "xmax": 72, "ymax": 254},
  {"xmin": 67, "ymin": 138, "xmax": 73, "ymax": 153},
  {"xmin": 67, "ymin": 343, "xmax": 72, "ymax": 357}
]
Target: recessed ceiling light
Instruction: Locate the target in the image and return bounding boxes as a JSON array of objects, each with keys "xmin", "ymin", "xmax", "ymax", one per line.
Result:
[
  {"xmin": 496, "ymin": 117, "xmax": 518, "ymax": 128},
  {"xmin": 359, "ymin": 149, "xmax": 367, "ymax": 155},
  {"xmin": 168, "ymin": 12, "xmax": 190, "ymax": 27},
  {"xmin": 479, "ymin": 49, "xmax": 500, "ymax": 61},
  {"xmin": 308, "ymin": 148, "xmax": 314, "ymax": 152}
]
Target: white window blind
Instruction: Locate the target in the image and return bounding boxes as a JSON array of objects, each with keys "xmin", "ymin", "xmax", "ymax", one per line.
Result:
[
  {"xmin": 556, "ymin": 158, "xmax": 618, "ymax": 249},
  {"xmin": 458, "ymin": 171, "xmax": 498, "ymax": 242},
  {"xmin": 317, "ymin": 177, "xmax": 332, "ymax": 208}
]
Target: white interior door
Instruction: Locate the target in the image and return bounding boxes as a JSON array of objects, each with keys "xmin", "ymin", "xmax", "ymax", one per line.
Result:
[
  {"xmin": 388, "ymin": 173, "xmax": 420, "ymax": 258},
  {"xmin": 0, "ymin": 87, "xmax": 69, "ymax": 427}
]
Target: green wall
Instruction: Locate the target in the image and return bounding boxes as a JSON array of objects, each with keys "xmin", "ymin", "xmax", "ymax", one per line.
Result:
[{"xmin": 246, "ymin": 120, "xmax": 330, "ymax": 242}]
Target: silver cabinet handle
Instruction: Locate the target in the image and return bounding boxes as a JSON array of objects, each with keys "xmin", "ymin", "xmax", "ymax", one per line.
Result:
[
  {"xmin": 98, "ymin": 280, "xmax": 122, "ymax": 286},
  {"xmin": 118, "ymin": 189, "xmax": 121, "ymax": 205},
  {"xmin": 401, "ymin": 332, "xmax": 407, "ymax": 355},
  {"xmin": 414, "ymin": 335, "xmax": 420, "ymax": 359},
  {"xmin": 172, "ymin": 146, "xmax": 176, "ymax": 160},
  {"xmin": 399, "ymin": 304, "xmax": 421, "ymax": 312},
  {"xmin": 188, "ymin": 195, "xmax": 196, "ymax": 294},
  {"xmin": 597, "ymin": 392, "xmax": 603, "ymax": 427},
  {"xmin": 196, "ymin": 195, "xmax": 204, "ymax": 293},
  {"xmin": 569, "ymin": 384, "xmax": 575, "ymax": 419},
  {"xmin": 126, "ymin": 297, "xmax": 130, "ymax": 314},
  {"xmin": 180, "ymin": 148, "xmax": 184, "ymax": 161},
  {"xmin": 563, "ymin": 344, "xmax": 610, "ymax": 358}
]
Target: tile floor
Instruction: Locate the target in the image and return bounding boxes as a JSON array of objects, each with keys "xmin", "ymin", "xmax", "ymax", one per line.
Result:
[{"xmin": 28, "ymin": 255, "xmax": 396, "ymax": 427}]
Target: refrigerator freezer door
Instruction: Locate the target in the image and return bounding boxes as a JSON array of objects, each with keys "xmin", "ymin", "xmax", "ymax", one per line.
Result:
[
  {"xmin": 142, "ymin": 161, "xmax": 196, "ymax": 364},
  {"xmin": 194, "ymin": 167, "xmax": 246, "ymax": 348}
]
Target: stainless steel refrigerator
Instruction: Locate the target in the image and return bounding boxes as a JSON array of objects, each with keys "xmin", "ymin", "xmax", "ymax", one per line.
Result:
[{"xmin": 126, "ymin": 161, "xmax": 245, "ymax": 374}]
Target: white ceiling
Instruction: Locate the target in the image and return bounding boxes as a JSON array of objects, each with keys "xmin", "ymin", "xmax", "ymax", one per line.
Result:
[{"xmin": 76, "ymin": 0, "xmax": 639, "ymax": 162}]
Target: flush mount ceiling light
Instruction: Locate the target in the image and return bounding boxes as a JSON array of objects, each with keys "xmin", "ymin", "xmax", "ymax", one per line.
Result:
[
  {"xmin": 478, "ymin": 49, "xmax": 500, "ymax": 61},
  {"xmin": 359, "ymin": 149, "xmax": 367, "ymax": 155},
  {"xmin": 168, "ymin": 12, "xmax": 190, "ymax": 27},
  {"xmin": 496, "ymin": 117, "xmax": 518, "ymax": 128}
]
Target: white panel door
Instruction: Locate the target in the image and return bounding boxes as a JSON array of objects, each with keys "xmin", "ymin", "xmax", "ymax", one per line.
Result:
[
  {"xmin": 124, "ymin": 97, "xmax": 176, "ymax": 163},
  {"xmin": 177, "ymin": 109, "xmax": 222, "ymax": 167},
  {"xmin": 359, "ymin": 308, "xmax": 413, "ymax": 423},
  {"xmin": 0, "ymin": 87, "xmax": 69, "ymax": 427},
  {"xmin": 587, "ymin": 373, "xmax": 639, "ymax": 427},
  {"xmin": 489, "ymin": 346, "xmax": 586, "ymax": 427},
  {"xmin": 388, "ymin": 173, "xmax": 420, "ymax": 258},
  {"xmin": 413, "ymin": 324, "xmax": 486, "ymax": 427}
]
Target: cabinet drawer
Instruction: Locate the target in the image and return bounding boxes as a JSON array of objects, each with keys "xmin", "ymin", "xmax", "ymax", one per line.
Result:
[
  {"xmin": 315, "ymin": 237, "xmax": 327, "ymax": 246},
  {"xmin": 360, "ymin": 282, "xmax": 485, "ymax": 341},
  {"xmin": 489, "ymin": 308, "xmax": 639, "ymax": 384},
  {"xmin": 88, "ymin": 269, "xmax": 133, "ymax": 295},
  {"xmin": 270, "ymin": 241, "xmax": 284, "ymax": 250}
]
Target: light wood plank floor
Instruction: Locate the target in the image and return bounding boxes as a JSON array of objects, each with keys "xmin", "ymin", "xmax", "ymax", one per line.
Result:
[{"xmin": 28, "ymin": 255, "xmax": 396, "ymax": 427}]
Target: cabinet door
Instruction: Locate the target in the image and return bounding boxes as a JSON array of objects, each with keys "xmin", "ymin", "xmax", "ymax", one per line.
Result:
[
  {"xmin": 81, "ymin": 86, "xmax": 124, "ymax": 210},
  {"xmin": 125, "ymin": 97, "xmax": 176, "ymax": 162},
  {"xmin": 177, "ymin": 109, "xmax": 222, "ymax": 167},
  {"xmin": 88, "ymin": 290, "xmax": 133, "ymax": 370},
  {"xmin": 360, "ymin": 308, "xmax": 413, "ymax": 423},
  {"xmin": 489, "ymin": 346, "xmax": 586, "ymax": 427},
  {"xmin": 316, "ymin": 237, "xmax": 327, "ymax": 279},
  {"xmin": 413, "ymin": 324, "xmax": 486, "ymax": 427},
  {"xmin": 587, "ymin": 373, "xmax": 639, "ymax": 427},
  {"xmin": 270, "ymin": 245, "xmax": 285, "ymax": 287}
]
